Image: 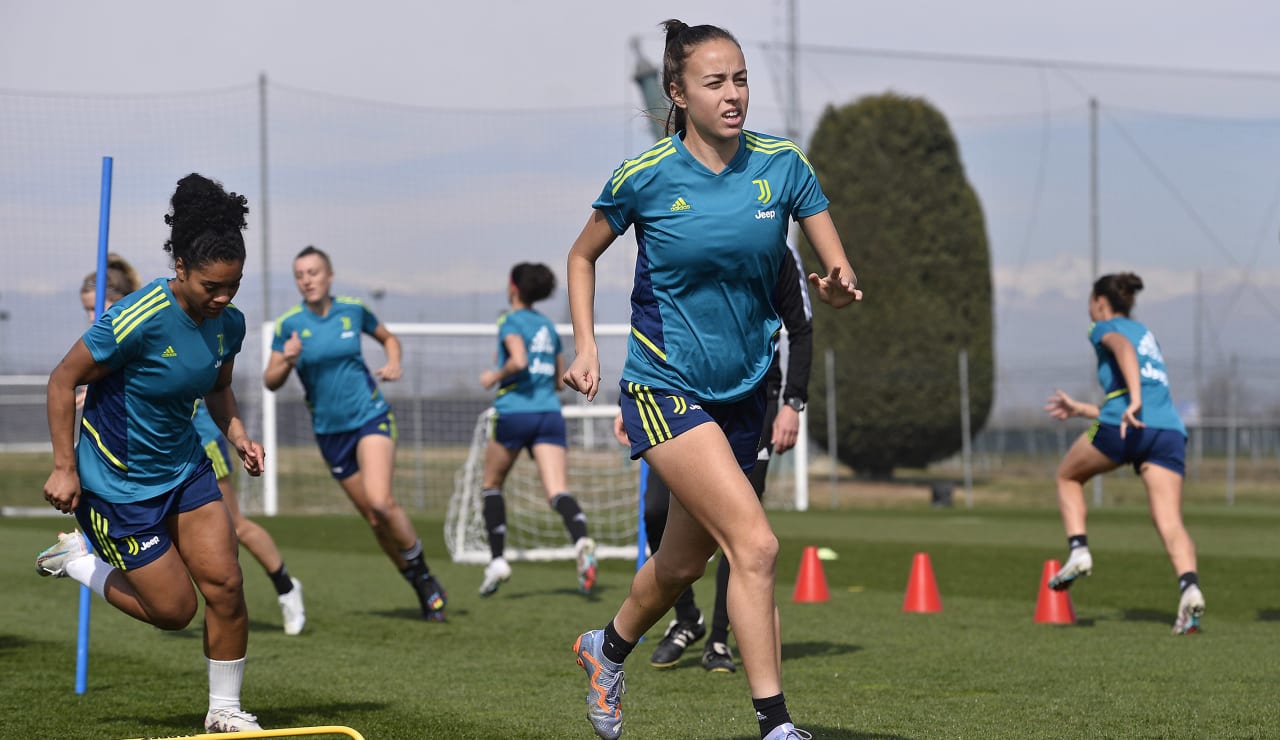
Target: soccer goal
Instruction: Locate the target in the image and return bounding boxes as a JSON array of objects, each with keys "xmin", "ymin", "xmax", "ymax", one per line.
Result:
[
  {"xmin": 259, "ymin": 321, "xmax": 808, "ymax": 563},
  {"xmin": 445, "ymin": 403, "xmax": 641, "ymax": 564}
]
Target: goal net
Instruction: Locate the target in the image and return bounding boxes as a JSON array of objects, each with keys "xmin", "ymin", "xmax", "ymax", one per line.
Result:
[
  {"xmin": 445, "ymin": 404, "xmax": 640, "ymax": 564},
  {"xmin": 259, "ymin": 321, "xmax": 807, "ymax": 563}
]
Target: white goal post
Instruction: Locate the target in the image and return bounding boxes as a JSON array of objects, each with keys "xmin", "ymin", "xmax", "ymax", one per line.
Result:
[{"xmin": 259, "ymin": 322, "xmax": 809, "ymax": 559}]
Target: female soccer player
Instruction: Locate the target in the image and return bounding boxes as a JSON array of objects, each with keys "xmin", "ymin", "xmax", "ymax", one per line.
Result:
[
  {"xmin": 1044, "ymin": 272, "xmax": 1204, "ymax": 635},
  {"xmin": 77, "ymin": 256, "xmax": 305, "ymax": 636},
  {"xmin": 264, "ymin": 245, "xmax": 446, "ymax": 621},
  {"xmin": 564, "ymin": 20, "xmax": 861, "ymax": 740},
  {"xmin": 626, "ymin": 247, "xmax": 813, "ymax": 673},
  {"xmin": 477, "ymin": 262, "xmax": 597, "ymax": 597},
  {"xmin": 38, "ymin": 174, "xmax": 265, "ymax": 733}
]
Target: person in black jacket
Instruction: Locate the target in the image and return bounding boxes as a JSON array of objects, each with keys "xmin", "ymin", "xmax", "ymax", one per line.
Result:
[{"xmin": 613, "ymin": 241, "xmax": 814, "ymax": 673}]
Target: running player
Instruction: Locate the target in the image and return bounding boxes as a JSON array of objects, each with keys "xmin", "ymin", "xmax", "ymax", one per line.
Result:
[
  {"xmin": 38, "ymin": 173, "xmax": 265, "ymax": 733},
  {"xmin": 631, "ymin": 247, "xmax": 813, "ymax": 672},
  {"xmin": 264, "ymin": 245, "xmax": 446, "ymax": 621},
  {"xmin": 1044, "ymin": 272, "xmax": 1204, "ymax": 635},
  {"xmin": 563, "ymin": 20, "xmax": 861, "ymax": 740},
  {"xmin": 77, "ymin": 254, "xmax": 305, "ymax": 636},
  {"xmin": 477, "ymin": 262, "xmax": 597, "ymax": 597}
]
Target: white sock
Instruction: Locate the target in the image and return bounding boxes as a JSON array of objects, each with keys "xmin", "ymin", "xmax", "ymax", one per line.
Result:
[
  {"xmin": 64, "ymin": 555, "xmax": 111, "ymax": 598},
  {"xmin": 208, "ymin": 657, "xmax": 246, "ymax": 712}
]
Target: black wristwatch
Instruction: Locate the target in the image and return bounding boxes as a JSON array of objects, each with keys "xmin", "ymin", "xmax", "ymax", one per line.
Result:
[{"xmin": 783, "ymin": 396, "xmax": 805, "ymax": 412}]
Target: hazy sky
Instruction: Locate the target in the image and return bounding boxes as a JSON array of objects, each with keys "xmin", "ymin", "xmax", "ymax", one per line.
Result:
[
  {"xmin": 3, "ymin": 0, "xmax": 1280, "ymax": 385},
  {"xmin": 5, "ymin": 1, "xmax": 1280, "ymax": 109}
]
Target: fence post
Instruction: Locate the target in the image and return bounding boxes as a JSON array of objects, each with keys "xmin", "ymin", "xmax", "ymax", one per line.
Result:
[
  {"xmin": 825, "ymin": 347, "xmax": 837, "ymax": 509},
  {"xmin": 958, "ymin": 349, "xmax": 973, "ymax": 508}
]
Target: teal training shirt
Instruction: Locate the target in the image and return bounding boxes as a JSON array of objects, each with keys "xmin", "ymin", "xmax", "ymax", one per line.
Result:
[
  {"xmin": 78, "ymin": 278, "xmax": 246, "ymax": 503},
  {"xmin": 1090, "ymin": 317, "xmax": 1186, "ymax": 434},
  {"xmin": 272, "ymin": 296, "xmax": 388, "ymax": 435},
  {"xmin": 493, "ymin": 308, "xmax": 562, "ymax": 414},
  {"xmin": 593, "ymin": 130, "xmax": 829, "ymax": 402}
]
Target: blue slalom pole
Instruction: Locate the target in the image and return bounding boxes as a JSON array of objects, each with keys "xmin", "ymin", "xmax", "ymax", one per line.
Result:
[
  {"xmin": 636, "ymin": 459, "xmax": 648, "ymax": 571},
  {"xmin": 76, "ymin": 155, "xmax": 112, "ymax": 694}
]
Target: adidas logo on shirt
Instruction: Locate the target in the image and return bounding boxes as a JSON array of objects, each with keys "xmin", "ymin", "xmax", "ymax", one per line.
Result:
[
  {"xmin": 669, "ymin": 197, "xmax": 691, "ymax": 212},
  {"xmin": 161, "ymin": 346, "xmax": 177, "ymax": 358}
]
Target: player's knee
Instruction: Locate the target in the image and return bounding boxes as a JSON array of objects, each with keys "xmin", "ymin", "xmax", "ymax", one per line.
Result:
[
  {"xmin": 149, "ymin": 597, "xmax": 199, "ymax": 630},
  {"xmin": 654, "ymin": 556, "xmax": 706, "ymax": 589},
  {"xmin": 232, "ymin": 518, "xmax": 257, "ymax": 542},
  {"xmin": 731, "ymin": 532, "xmax": 779, "ymax": 578}
]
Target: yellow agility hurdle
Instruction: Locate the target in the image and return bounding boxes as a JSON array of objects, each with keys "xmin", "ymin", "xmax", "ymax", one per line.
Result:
[{"xmin": 121, "ymin": 725, "xmax": 365, "ymax": 740}]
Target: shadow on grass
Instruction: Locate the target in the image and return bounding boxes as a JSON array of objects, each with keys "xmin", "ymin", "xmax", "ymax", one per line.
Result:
[
  {"xmin": 0, "ymin": 633, "xmax": 41, "ymax": 654},
  {"xmin": 367, "ymin": 606, "xmax": 466, "ymax": 622},
  {"xmin": 495, "ymin": 584, "xmax": 615, "ymax": 601},
  {"xmin": 1257, "ymin": 608, "xmax": 1280, "ymax": 622},
  {"xmin": 1121, "ymin": 608, "xmax": 1174, "ymax": 624},
  {"xmin": 782, "ymin": 640, "xmax": 861, "ymax": 661},
  {"xmin": 729, "ymin": 727, "xmax": 909, "ymax": 740},
  {"xmin": 121, "ymin": 700, "xmax": 388, "ymax": 736}
]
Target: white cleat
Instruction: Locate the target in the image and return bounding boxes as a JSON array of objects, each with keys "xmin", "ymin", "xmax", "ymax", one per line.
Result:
[
  {"xmin": 479, "ymin": 557, "xmax": 512, "ymax": 597},
  {"xmin": 278, "ymin": 577, "xmax": 306, "ymax": 635},
  {"xmin": 35, "ymin": 530, "xmax": 91, "ymax": 577},
  {"xmin": 204, "ymin": 708, "xmax": 262, "ymax": 733},
  {"xmin": 1172, "ymin": 585, "xmax": 1205, "ymax": 635},
  {"xmin": 763, "ymin": 723, "xmax": 813, "ymax": 740},
  {"xmin": 575, "ymin": 537, "xmax": 598, "ymax": 594},
  {"xmin": 1048, "ymin": 548, "xmax": 1093, "ymax": 591}
]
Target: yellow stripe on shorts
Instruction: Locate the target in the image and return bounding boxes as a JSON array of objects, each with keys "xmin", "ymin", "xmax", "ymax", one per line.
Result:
[{"xmin": 89, "ymin": 509, "xmax": 126, "ymax": 570}]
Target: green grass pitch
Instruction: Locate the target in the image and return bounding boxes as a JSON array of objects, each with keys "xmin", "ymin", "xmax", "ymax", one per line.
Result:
[{"xmin": 1, "ymin": 505, "xmax": 1276, "ymax": 739}]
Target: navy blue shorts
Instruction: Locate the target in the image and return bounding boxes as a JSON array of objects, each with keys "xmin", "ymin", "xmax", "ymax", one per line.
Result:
[
  {"xmin": 619, "ymin": 380, "xmax": 765, "ymax": 473},
  {"xmin": 315, "ymin": 411, "xmax": 397, "ymax": 480},
  {"xmin": 1089, "ymin": 421, "xmax": 1187, "ymax": 476},
  {"xmin": 490, "ymin": 410, "xmax": 567, "ymax": 453},
  {"xmin": 74, "ymin": 457, "xmax": 222, "ymax": 571}
]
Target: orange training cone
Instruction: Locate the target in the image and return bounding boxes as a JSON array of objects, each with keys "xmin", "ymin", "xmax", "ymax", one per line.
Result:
[
  {"xmin": 792, "ymin": 546, "xmax": 830, "ymax": 603},
  {"xmin": 902, "ymin": 552, "xmax": 943, "ymax": 613},
  {"xmin": 1034, "ymin": 559, "xmax": 1076, "ymax": 624}
]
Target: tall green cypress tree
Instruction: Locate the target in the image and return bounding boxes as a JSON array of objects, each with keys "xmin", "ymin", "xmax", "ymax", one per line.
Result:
[{"xmin": 801, "ymin": 93, "xmax": 994, "ymax": 478}]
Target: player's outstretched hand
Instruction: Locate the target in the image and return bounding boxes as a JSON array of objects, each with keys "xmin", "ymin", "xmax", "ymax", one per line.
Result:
[
  {"xmin": 809, "ymin": 265, "xmax": 862, "ymax": 308},
  {"xmin": 1044, "ymin": 389, "xmax": 1077, "ymax": 420},
  {"xmin": 563, "ymin": 353, "xmax": 601, "ymax": 402},
  {"xmin": 612, "ymin": 413, "xmax": 630, "ymax": 447},
  {"xmin": 1120, "ymin": 399, "xmax": 1145, "ymax": 440},
  {"xmin": 235, "ymin": 437, "xmax": 266, "ymax": 477},
  {"xmin": 42, "ymin": 468, "xmax": 81, "ymax": 514}
]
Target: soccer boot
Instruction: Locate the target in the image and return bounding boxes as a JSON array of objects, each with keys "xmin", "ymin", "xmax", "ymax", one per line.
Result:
[
  {"xmin": 278, "ymin": 577, "xmax": 306, "ymax": 635},
  {"xmin": 762, "ymin": 723, "xmax": 813, "ymax": 740},
  {"xmin": 479, "ymin": 557, "xmax": 512, "ymax": 597},
  {"xmin": 1048, "ymin": 547, "xmax": 1093, "ymax": 591},
  {"xmin": 701, "ymin": 640, "xmax": 736, "ymax": 673},
  {"xmin": 573, "ymin": 629, "xmax": 625, "ymax": 739},
  {"xmin": 649, "ymin": 614, "xmax": 705, "ymax": 668},
  {"xmin": 1172, "ymin": 585, "xmax": 1205, "ymax": 635},
  {"xmin": 36, "ymin": 530, "xmax": 91, "ymax": 577},
  {"xmin": 576, "ymin": 537, "xmax": 598, "ymax": 594},
  {"xmin": 415, "ymin": 573, "xmax": 448, "ymax": 621},
  {"xmin": 204, "ymin": 708, "xmax": 262, "ymax": 733}
]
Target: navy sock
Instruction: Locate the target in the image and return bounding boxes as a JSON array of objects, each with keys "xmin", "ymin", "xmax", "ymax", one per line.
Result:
[
  {"xmin": 753, "ymin": 693, "xmax": 791, "ymax": 738},
  {"xmin": 482, "ymin": 489, "xmax": 506, "ymax": 559},
  {"xmin": 267, "ymin": 564, "xmax": 294, "ymax": 596},
  {"xmin": 1067, "ymin": 534, "xmax": 1089, "ymax": 550},
  {"xmin": 1178, "ymin": 571, "xmax": 1199, "ymax": 593},
  {"xmin": 552, "ymin": 493, "xmax": 590, "ymax": 543},
  {"xmin": 601, "ymin": 620, "xmax": 636, "ymax": 665},
  {"xmin": 400, "ymin": 539, "xmax": 430, "ymax": 582}
]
